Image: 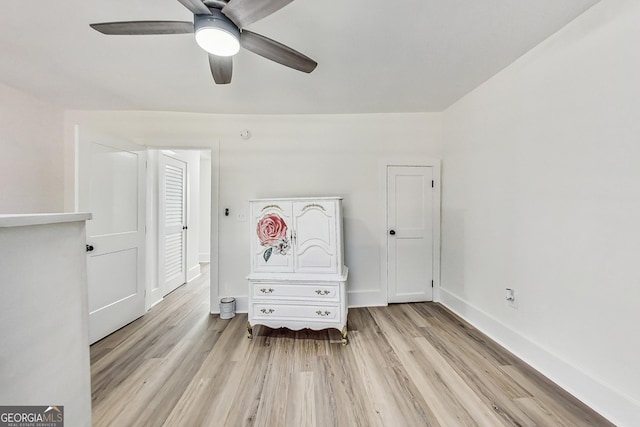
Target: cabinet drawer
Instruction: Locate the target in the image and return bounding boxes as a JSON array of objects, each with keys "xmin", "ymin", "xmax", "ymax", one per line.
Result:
[
  {"xmin": 252, "ymin": 283, "xmax": 339, "ymax": 300},
  {"xmin": 252, "ymin": 303, "xmax": 340, "ymax": 322}
]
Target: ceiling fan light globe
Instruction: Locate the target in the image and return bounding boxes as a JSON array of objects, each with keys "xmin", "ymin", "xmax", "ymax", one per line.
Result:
[
  {"xmin": 194, "ymin": 11, "xmax": 241, "ymax": 57},
  {"xmin": 196, "ymin": 28, "xmax": 240, "ymax": 56}
]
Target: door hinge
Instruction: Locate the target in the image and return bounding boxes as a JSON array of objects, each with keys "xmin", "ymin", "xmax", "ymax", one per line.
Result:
[
  {"xmin": 432, "ymin": 280, "xmax": 434, "ymax": 288},
  {"xmin": 432, "ymin": 180, "xmax": 434, "ymax": 188}
]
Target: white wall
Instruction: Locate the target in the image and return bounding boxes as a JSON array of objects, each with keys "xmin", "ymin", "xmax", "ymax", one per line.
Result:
[
  {"xmin": 64, "ymin": 112, "xmax": 442, "ymax": 310},
  {"xmin": 441, "ymin": 0, "xmax": 640, "ymax": 425},
  {"xmin": 215, "ymin": 115, "xmax": 443, "ymax": 308},
  {"xmin": 0, "ymin": 83, "xmax": 64, "ymax": 213}
]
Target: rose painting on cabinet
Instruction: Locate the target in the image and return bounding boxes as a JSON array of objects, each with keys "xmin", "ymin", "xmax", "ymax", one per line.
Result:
[{"xmin": 257, "ymin": 214, "xmax": 291, "ymax": 262}]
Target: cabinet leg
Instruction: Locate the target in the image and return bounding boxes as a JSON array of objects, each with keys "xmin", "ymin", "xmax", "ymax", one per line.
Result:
[
  {"xmin": 247, "ymin": 322, "xmax": 253, "ymax": 340},
  {"xmin": 341, "ymin": 325, "xmax": 348, "ymax": 345}
]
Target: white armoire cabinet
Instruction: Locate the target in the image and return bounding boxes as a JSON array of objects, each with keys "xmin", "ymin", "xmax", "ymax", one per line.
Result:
[{"xmin": 247, "ymin": 197, "xmax": 349, "ymax": 344}]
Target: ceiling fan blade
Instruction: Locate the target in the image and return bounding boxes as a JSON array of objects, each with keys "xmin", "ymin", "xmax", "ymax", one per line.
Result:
[
  {"xmin": 240, "ymin": 30, "xmax": 317, "ymax": 73},
  {"xmin": 209, "ymin": 54, "xmax": 233, "ymax": 84},
  {"xmin": 90, "ymin": 21, "xmax": 194, "ymax": 35},
  {"xmin": 203, "ymin": 0, "xmax": 229, "ymax": 8},
  {"xmin": 222, "ymin": 0, "xmax": 293, "ymax": 28},
  {"xmin": 176, "ymin": 0, "xmax": 212, "ymax": 15}
]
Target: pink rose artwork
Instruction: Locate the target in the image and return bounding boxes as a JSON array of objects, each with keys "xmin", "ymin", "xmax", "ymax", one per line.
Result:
[
  {"xmin": 257, "ymin": 214, "xmax": 287, "ymax": 246},
  {"xmin": 257, "ymin": 214, "xmax": 290, "ymax": 262}
]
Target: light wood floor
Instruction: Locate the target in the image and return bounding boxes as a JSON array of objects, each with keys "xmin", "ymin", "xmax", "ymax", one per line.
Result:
[{"xmin": 90, "ymin": 265, "xmax": 612, "ymax": 426}]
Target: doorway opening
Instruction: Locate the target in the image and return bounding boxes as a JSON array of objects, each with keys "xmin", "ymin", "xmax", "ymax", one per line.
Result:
[{"xmin": 148, "ymin": 148, "xmax": 213, "ymax": 308}]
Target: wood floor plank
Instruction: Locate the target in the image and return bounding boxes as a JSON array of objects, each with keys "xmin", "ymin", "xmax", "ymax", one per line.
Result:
[
  {"xmin": 92, "ymin": 358, "xmax": 163, "ymax": 426},
  {"xmin": 414, "ymin": 309, "xmax": 537, "ymax": 426},
  {"xmin": 134, "ymin": 320, "xmax": 225, "ymax": 426},
  {"xmin": 91, "ymin": 267, "xmax": 613, "ymax": 427},
  {"xmin": 515, "ymin": 396, "xmax": 575, "ymax": 427},
  {"xmin": 161, "ymin": 315, "xmax": 248, "ymax": 426},
  {"xmin": 313, "ymin": 351, "xmax": 373, "ymax": 427},
  {"xmin": 223, "ymin": 339, "xmax": 272, "ymax": 427},
  {"xmin": 370, "ymin": 306, "xmax": 483, "ymax": 426},
  {"xmin": 501, "ymin": 364, "xmax": 613, "ymax": 426},
  {"xmin": 413, "ymin": 336, "xmax": 510, "ymax": 427},
  {"xmin": 325, "ymin": 338, "xmax": 384, "ymax": 427},
  {"xmin": 311, "ymin": 354, "xmax": 340, "ymax": 427},
  {"xmin": 285, "ymin": 371, "xmax": 315, "ymax": 427},
  {"xmin": 253, "ymin": 334, "xmax": 294, "ymax": 427},
  {"xmin": 348, "ymin": 308, "xmax": 439, "ymax": 427}
]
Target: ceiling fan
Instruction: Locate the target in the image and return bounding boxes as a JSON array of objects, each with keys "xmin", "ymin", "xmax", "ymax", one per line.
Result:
[{"xmin": 90, "ymin": 0, "xmax": 318, "ymax": 84}]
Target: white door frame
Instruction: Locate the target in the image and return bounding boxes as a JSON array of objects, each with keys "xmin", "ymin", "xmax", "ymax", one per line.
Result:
[
  {"xmin": 209, "ymin": 142, "xmax": 220, "ymax": 313},
  {"xmin": 144, "ymin": 144, "xmax": 221, "ymax": 314},
  {"xmin": 379, "ymin": 157, "xmax": 441, "ymax": 303}
]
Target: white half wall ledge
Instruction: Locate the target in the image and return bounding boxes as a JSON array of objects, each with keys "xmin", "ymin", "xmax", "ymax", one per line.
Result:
[
  {"xmin": 0, "ymin": 216, "xmax": 93, "ymax": 426},
  {"xmin": 438, "ymin": 288, "xmax": 640, "ymax": 427},
  {"xmin": 0, "ymin": 212, "xmax": 92, "ymax": 227}
]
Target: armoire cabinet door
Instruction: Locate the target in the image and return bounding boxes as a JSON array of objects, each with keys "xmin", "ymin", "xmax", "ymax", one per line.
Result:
[
  {"xmin": 292, "ymin": 200, "xmax": 339, "ymax": 274},
  {"xmin": 251, "ymin": 201, "xmax": 294, "ymax": 273}
]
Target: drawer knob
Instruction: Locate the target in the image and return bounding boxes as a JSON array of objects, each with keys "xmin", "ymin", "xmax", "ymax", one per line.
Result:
[
  {"xmin": 260, "ymin": 308, "xmax": 275, "ymax": 314},
  {"xmin": 315, "ymin": 310, "xmax": 331, "ymax": 317},
  {"xmin": 315, "ymin": 290, "xmax": 331, "ymax": 295},
  {"xmin": 260, "ymin": 288, "xmax": 274, "ymax": 294}
]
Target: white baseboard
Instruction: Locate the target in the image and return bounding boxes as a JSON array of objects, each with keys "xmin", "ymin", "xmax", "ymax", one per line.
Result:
[
  {"xmin": 145, "ymin": 288, "xmax": 164, "ymax": 311},
  {"xmin": 187, "ymin": 264, "xmax": 201, "ymax": 283},
  {"xmin": 348, "ymin": 289, "xmax": 387, "ymax": 308},
  {"xmin": 199, "ymin": 252, "xmax": 210, "ymax": 263},
  {"xmin": 438, "ymin": 288, "xmax": 639, "ymax": 427}
]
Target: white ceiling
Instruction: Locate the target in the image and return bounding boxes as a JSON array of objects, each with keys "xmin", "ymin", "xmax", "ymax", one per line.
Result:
[{"xmin": 0, "ymin": 0, "xmax": 600, "ymax": 114}]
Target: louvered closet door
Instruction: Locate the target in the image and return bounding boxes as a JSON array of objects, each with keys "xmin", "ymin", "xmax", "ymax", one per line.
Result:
[{"xmin": 160, "ymin": 154, "xmax": 188, "ymax": 295}]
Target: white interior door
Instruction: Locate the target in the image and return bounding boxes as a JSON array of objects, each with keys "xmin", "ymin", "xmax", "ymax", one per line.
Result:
[
  {"xmin": 77, "ymin": 127, "xmax": 146, "ymax": 344},
  {"xmin": 159, "ymin": 154, "xmax": 187, "ymax": 295},
  {"xmin": 387, "ymin": 165, "xmax": 434, "ymax": 303}
]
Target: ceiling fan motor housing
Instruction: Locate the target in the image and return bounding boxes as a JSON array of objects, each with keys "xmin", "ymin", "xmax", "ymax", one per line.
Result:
[{"xmin": 195, "ymin": 9, "xmax": 240, "ymax": 37}]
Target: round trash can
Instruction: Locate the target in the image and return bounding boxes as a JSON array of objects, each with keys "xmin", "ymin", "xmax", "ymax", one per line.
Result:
[{"xmin": 220, "ymin": 297, "xmax": 236, "ymax": 319}]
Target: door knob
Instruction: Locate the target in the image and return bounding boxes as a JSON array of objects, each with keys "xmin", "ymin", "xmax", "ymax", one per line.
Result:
[
  {"xmin": 86, "ymin": 244, "xmax": 94, "ymax": 252},
  {"xmin": 389, "ymin": 230, "xmax": 396, "ymax": 236},
  {"xmin": 183, "ymin": 226, "xmax": 188, "ymax": 230}
]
